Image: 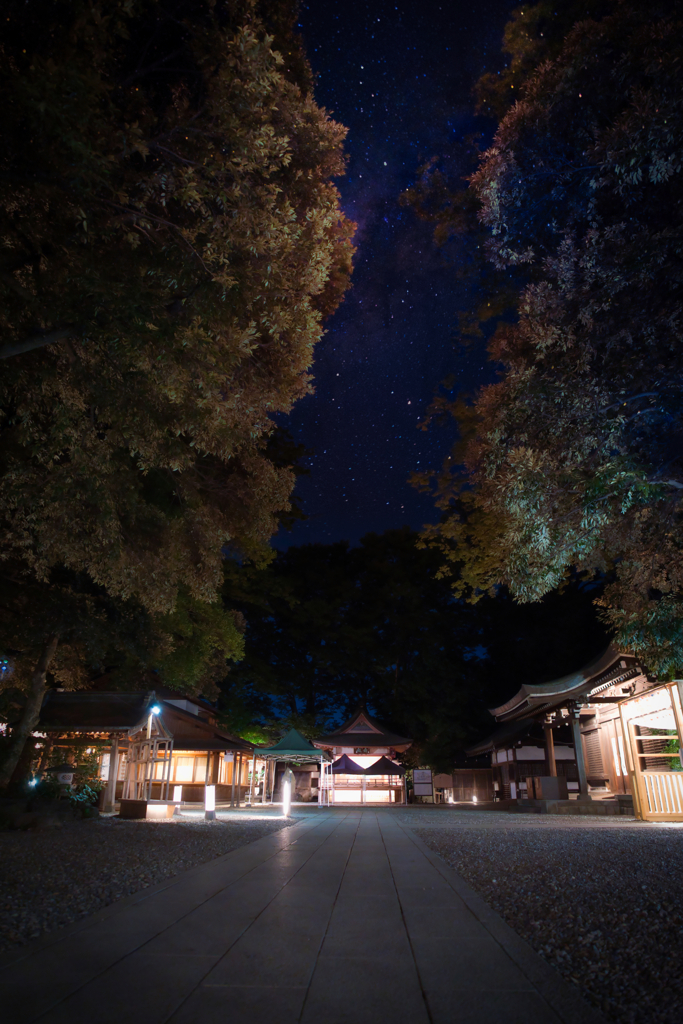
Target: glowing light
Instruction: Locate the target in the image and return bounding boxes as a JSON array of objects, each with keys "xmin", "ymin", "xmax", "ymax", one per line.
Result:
[
  {"xmin": 473, "ymin": 795, "xmax": 478, "ymax": 803},
  {"xmin": 205, "ymin": 784, "xmax": 216, "ymax": 820},
  {"xmin": 28, "ymin": 779, "xmax": 38, "ymax": 787},
  {"xmin": 150, "ymin": 705, "xmax": 162, "ymax": 715},
  {"xmin": 173, "ymin": 785, "xmax": 182, "ymax": 802},
  {"xmin": 283, "ymin": 768, "xmax": 293, "ymax": 818}
]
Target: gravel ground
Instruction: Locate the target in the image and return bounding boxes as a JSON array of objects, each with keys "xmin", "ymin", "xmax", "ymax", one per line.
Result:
[
  {"xmin": 406, "ymin": 811, "xmax": 683, "ymax": 1024},
  {"xmin": 0, "ymin": 812, "xmax": 290, "ymax": 953}
]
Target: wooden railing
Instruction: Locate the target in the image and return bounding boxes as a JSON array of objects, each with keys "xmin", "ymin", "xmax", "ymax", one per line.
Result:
[{"xmin": 641, "ymin": 772, "xmax": 683, "ymax": 816}]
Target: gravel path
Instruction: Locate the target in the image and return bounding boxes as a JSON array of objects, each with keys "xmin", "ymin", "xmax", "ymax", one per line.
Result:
[
  {"xmin": 0, "ymin": 812, "xmax": 290, "ymax": 953},
  {"xmin": 406, "ymin": 811, "xmax": 683, "ymax": 1024}
]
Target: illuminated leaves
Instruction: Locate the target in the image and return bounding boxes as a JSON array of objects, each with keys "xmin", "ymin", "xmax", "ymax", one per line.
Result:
[
  {"xmin": 421, "ymin": 0, "xmax": 683, "ymax": 672},
  {"xmin": 0, "ymin": 1, "xmax": 354, "ymax": 621}
]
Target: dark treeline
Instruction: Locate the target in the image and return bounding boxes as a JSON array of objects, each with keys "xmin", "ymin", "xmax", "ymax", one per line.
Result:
[{"xmin": 219, "ymin": 527, "xmax": 609, "ymax": 769}]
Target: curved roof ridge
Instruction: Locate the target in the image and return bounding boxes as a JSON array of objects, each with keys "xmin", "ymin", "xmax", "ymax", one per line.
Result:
[{"xmin": 489, "ymin": 644, "xmax": 639, "ymax": 722}]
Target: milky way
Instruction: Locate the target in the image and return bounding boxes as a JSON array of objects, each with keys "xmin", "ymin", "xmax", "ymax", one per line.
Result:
[{"xmin": 274, "ymin": 0, "xmax": 518, "ymax": 548}]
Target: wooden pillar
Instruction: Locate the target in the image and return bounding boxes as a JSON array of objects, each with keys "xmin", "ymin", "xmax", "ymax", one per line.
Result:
[
  {"xmin": 544, "ymin": 723, "xmax": 557, "ymax": 777},
  {"xmin": 570, "ymin": 710, "xmax": 590, "ymax": 800},
  {"xmin": 103, "ymin": 735, "xmax": 119, "ymax": 813},
  {"xmin": 265, "ymin": 759, "xmax": 272, "ymax": 804},
  {"xmin": 248, "ymin": 750, "xmax": 256, "ymax": 805}
]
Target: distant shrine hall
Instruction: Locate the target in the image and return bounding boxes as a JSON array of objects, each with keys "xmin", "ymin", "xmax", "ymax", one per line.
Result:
[{"xmin": 35, "ymin": 692, "xmax": 411, "ymax": 814}]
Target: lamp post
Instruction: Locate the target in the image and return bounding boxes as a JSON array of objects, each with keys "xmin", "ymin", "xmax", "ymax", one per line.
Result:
[{"xmin": 147, "ymin": 704, "xmax": 161, "ymax": 738}]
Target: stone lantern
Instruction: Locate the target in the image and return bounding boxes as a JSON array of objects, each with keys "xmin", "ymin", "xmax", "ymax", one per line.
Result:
[{"xmin": 44, "ymin": 763, "xmax": 77, "ymax": 792}]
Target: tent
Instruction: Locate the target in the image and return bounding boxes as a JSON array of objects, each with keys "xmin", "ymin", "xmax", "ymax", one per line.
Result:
[
  {"xmin": 252, "ymin": 728, "xmax": 330, "ymax": 807},
  {"xmin": 258, "ymin": 728, "xmax": 327, "ymax": 762},
  {"xmin": 363, "ymin": 755, "xmax": 406, "ymax": 776}
]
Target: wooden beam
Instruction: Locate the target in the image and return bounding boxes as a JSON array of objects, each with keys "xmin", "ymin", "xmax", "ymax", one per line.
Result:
[{"xmin": 544, "ymin": 723, "xmax": 557, "ymax": 777}]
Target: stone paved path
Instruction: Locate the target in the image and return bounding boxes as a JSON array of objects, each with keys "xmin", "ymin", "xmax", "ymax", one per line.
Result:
[{"xmin": 0, "ymin": 809, "xmax": 604, "ymax": 1024}]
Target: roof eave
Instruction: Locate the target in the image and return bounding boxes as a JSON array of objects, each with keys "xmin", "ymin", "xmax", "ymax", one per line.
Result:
[{"xmin": 489, "ymin": 644, "xmax": 628, "ymax": 721}]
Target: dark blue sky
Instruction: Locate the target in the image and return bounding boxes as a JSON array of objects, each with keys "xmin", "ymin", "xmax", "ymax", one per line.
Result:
[{"xmin": 274, "ymin": 0, "xmax": 518, "ymax": 548}]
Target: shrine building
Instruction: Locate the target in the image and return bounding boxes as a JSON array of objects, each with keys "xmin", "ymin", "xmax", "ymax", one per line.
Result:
[
  {"xmin": 465, "ymin": 645, "xmax": 683, "ymax": 821},
  {"xmin": 37, "ymin": 689, "xmax": 255, "ymax": 813},
  {"xmin": 312, "ymin": 705, "xmax": 411, "ymax": 804}
]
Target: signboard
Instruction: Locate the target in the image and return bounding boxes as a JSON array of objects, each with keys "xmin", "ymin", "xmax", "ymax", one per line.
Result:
[{"xmin": 413, "ymin": 769, "xmax": 433, "ymax": 797}]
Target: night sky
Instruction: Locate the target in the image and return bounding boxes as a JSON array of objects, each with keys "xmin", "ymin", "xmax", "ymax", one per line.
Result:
[{"xmin": 274, "ymin": 0, "xmax": 518, "ymax": 548}]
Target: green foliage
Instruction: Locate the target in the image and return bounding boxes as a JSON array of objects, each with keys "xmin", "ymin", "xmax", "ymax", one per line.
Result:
[
  {"xmin": 0, "ymin": 0, "xmax": 353, "ymax": 786},
  {"xmin": 68, "ymin": 785, "xmax": 102, "ymax": 812},
  {"xmin": 474, "ymin": 1, "xmax": 612, "ymax": 119},
  {"xmin": 0, "ymin": 1, "xmax": 354, "ymax": 768},
  {"xmin": 409, "ymin": 0, "xmax": 683, "ymax": 674},
  {"xmin": 155, "ymin": 588, "xmax": 245, "ymax": 697},
  {"xmin": 43, "ymin": 742, "xmax": 105, "ymax": 790},
  {"xmin": 0, "ymin": 0, "xmax": 353, "ymax": 619},
  {"xmin": 662, "ymin": 737, "xmax": 683, "ymax": 772}
]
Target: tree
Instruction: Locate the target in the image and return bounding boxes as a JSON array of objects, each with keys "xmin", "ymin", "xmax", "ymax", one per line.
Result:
[
  {"xmin": 0, "ymin": 0, "xmax": 354, "ymax": 786},
  {"xmin": 220, "ymin": 528, "xmax": 609, "ymax": 767},
  {"xmin": 0, "ymin": 567, "xmax": 247, "ymax": 790},
  {"xmin": 411, "ymin": 0, "xmax": 683, "ymax": 674},
  {"xmin": 220, "ymin": 541, "xmax": 357, "ymax": 735}
]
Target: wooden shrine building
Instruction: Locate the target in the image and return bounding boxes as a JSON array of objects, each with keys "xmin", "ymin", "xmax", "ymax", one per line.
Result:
[
  {"xmin": 466, "ymin": 645, "xmax": 683, "ymax": 820},
  {"xmin": 38, "ymin": 689, "xmax": 255, "ymax": 812},
  {"xmin": 312, "ymin": 705, "xmax": 411, "ymax": 804}
]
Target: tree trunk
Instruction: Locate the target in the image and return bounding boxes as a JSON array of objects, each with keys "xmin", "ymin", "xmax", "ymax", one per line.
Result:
[
  {"xmin": 0, "ymin": 636, "xmax": 58, "ymax": 792},
  {"xmin": 9, "ymin": 736, "xmax": 38, "ymax": 789}
]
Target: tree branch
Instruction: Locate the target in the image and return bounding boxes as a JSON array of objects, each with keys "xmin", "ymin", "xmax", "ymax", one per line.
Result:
[
  {"xmin": 96, "ymin": 199, "xmax": 213, "ymax": 277},
  {"xmin": 117, "ymin": 48, "xmax": 185, "ymax": 89},
  {"xmin": 602, "ymin": 393, "xmax": 660, "ymax": 412},
  {"xmin": 0, "ymin": 328, "xmax": 77, "ymax": 360},
  {"xmin": 647, "ymin": 478, "xmax": 683, "ymax": 491}
]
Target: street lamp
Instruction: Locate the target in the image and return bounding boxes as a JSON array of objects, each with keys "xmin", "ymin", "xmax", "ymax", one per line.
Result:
[{"xmin": 147, "ymin": 703, "xmax": 161, "ymax": 738}]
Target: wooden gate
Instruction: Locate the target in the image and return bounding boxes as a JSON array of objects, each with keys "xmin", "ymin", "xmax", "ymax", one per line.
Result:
[{"xmin": 619, "ymin": 682, "xmax": 683, "ymax": 821}]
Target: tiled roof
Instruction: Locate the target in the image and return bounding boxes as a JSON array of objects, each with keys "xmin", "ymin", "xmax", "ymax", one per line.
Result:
[
  {"xmin": 488, "ymin": 646, "xmax": 642, "ymax": 723},
  {"xmin": 314, "ymin": 704, "xmax": 412, "ymax": 749},
  {"xmin": 39, "ymin": 691, "xmax": 154, "ymax": 731}
]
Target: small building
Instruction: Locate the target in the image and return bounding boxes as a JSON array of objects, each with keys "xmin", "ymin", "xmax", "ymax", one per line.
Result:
[
  {"xmin": 312, "ymin": 705, "xmax": 411, "ymax": 804},
  {"xmin": 38, "ymin": 689, "xmax": 255, "ymax": 810},
  {"xmin": 432, "ymin": 758, "xmax": 495, "ymax": 804}
]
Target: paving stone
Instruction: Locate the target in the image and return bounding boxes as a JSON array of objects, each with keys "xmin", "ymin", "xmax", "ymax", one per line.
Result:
[{"xmin": 0, "ymin": 808, "xmax": 606, "ymax": 1024}]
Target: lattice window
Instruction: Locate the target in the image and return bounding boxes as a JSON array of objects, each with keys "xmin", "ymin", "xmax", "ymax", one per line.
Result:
[{"xmin": 584, "ymin": 730, "xmax": 606, "ymax": 779}]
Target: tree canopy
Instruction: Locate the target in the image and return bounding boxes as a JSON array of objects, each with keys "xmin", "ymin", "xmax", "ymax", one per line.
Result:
[
  {"xmin": 0, "ymin": 0, "xmax": 354, "ymax": 786},
  {"xmin": 409, "ymin": 0, "xmax": 683, "ymax": 674}
]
